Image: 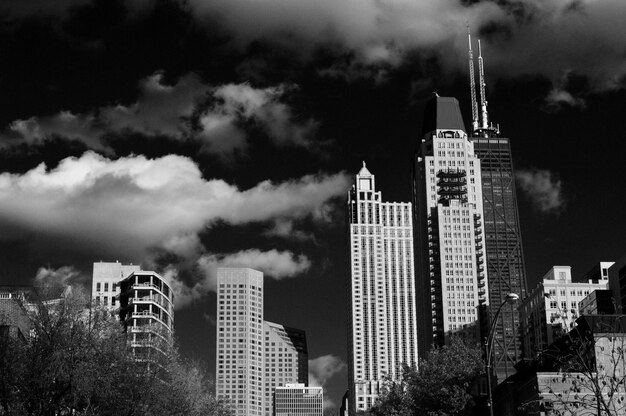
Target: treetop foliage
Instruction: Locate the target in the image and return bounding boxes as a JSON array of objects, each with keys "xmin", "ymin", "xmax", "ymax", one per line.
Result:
[
  {"xmin": 363, "ymin": 337, "xmax": 484, "ymax": 416},
  {"xmin": 0, "ymin": 288, "xmax": 232, "ymax": 416}
]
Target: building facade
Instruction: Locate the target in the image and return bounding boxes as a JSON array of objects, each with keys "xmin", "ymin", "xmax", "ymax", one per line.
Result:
[
  {"xmin": 118, "ymin": 271, "xmax": 174, "ymax": 359},
  {"xmin": 518, "ymin": 266, "xmax": 608, "ymax": 359},
  {"xmin": 264, "ymin": 321, "xmax": 308, "ymax": 416},
  {"xmin": 471, "ymin": 135, "xmax": 528, "ymax": 382},
  {"xmin": 92, "ymin": 261, "xmax": 141, "ymax": 310},
  {"xmin": 494, "ymin": 315, "xmax": 626, "ymax": 416},
  {"xmin": 346, "ymin": 163, "xmax": 418, "ymax": 414},
  {"xmin": 216, "ymin": 268, "xmax": 265, "ymax": 416},
  {"xmin": 579, "ymin": 289, "xmax": 615, "ymax": 316},
  {"xmin": 273, "ymin": 383, "xmax": 323, "ymax": 416},
  {"xmin": 412, "ymin": 96, "xmax": 489, "ymax": 354},
  {"xmin": 608, "ymin": 255, "xmax": 626, "ymax": 312}
]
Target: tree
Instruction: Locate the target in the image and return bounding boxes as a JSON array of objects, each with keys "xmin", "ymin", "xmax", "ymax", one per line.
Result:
[
  {"xmin": 366, "ymin": 337, "xmax": 484, "ymax": 416},
  {"xmin": 0, "ymin": 287, "xmax": 232, "ymax": 416},
  {"xmin": 521, "ymin": 316, "xmax": 626, "ymax": 416}
]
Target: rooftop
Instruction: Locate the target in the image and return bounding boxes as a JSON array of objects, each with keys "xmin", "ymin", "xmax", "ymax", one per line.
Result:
[{"xmin": 421, "ymin": 96, "xmax": 466, "ymax": 136}]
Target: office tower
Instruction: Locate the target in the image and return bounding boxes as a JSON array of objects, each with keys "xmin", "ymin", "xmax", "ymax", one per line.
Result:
[
  {"xmin": 412, "ymin": 96, "xmax": 488, "ymax": 355},
  {"xmin": 264, "ymin": 321, "xmax": 308, "ymax": 416},
  {"xmin": 464, "ymin": 29, "xmax": 529, "ymax": 382},
  {"xmin": 92, "ymin": 261, "xmax": 141, "ymax": 310},
  {"xmin": 470, "ymin": 135, "xmax": 527, "ymax": 381},
  {"xmin": 347, "ymin": 163, "xmax": 418, "ymax": 414},
  {"xmin": 273, "ymin": 383, "xmax": 323, "ymax": 416},
  {"xmin": 470, "ymin": 135, "xmax": 527, "ymax": 382},
  {"xmin": 518, "ymin": 265, "xmax": 608, "ymax": 359},
  {"xmin": 118, "ymin": 271, "xmax": 174, "ymax": 359},
  {"xmin": 216, "ymin": 268, "xmax": 265, "ymax": 416}
]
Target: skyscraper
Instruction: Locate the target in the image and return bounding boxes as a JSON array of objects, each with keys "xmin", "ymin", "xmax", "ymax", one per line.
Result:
[
  {"xmin": 466, "ymin": 29, "xmax": 529, "ymax": 381},
  {"xmin": 216, "ymin": 268, "xmax": 265, "ymax": 416},
  {"xmin": 411, "ymin": 96, "xmax": 488, "ymax": 354},
  {"xmin": 264, "ymin": 321, "xmax": 308, "ymax": 416},
  {"xmin": 347, "ymin": 163, "xmax": 418, "ymax": 414}
]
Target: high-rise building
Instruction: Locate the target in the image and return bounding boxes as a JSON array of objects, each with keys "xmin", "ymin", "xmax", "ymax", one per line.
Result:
[
  {"xmin": 518, "ymin": 265, "xmax": 608, "ymax": 359},
  {"xmin": 411, "ymin": 96, "xmax": 489, "ymax": 354},
  {"xmin": 263, "ymin": 321, "xmax": 308, "ymax": 416},
  {"xmin": 347, "ymin": 163, "xmax": 418, "ymax": 413},
  {"xmin": 118, "ymin": 271, "xmax": 174, "ymax": 359},
  {"xmin": 92, "ymin": 261, "xmax": 141, "ymax": 310},
  {"xmin": 216, "ymin": 268, "xmax": 265, "ymax": 416},
  {"xmin": 464, "ymin": 29, "xmax": 529, "ymax": 382},
  {"xmin": 273, "ymin": 383, "xmax": 323, "ymax": 416},
  {"xmin": 470, "ymin": 135, "xmax": 527, "ymax": 382}
]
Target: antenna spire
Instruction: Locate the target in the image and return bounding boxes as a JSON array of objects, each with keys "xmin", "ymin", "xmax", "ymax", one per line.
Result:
[
  {"xmin": 467, "ymin": 25, "xmax": 479, "ymax": 133},
  {"xmin": 477, "ymin": 39, "xmax": 489, "ymax": 130}
]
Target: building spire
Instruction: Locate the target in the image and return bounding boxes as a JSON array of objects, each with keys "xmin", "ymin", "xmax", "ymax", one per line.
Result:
[
  {"xmin": 477, "ymin": 39, "xmax": 489, "ymax": 130},
  {"xmin": 467, "ymin": 25, "xmax": 479, "ymax": 133}
]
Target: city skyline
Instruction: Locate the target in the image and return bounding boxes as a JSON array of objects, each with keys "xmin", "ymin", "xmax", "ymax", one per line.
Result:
[{"xmin": 1, "ymin": 0, "xmax": 626, "ymax": 410}]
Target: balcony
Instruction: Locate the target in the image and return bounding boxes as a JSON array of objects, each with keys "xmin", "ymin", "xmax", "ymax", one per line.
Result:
[{"xmin": 437, "ymin": 169, "xmax": 466, "ymax": 178}]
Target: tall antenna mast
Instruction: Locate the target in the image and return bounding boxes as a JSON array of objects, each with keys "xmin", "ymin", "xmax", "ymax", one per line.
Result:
[
  {"xmin": 467, "ymin": 25, "xmax": 479, "ymax": 133},
  {"xmin": 478, "ymin": 39, "xmax": 489, "ymax": 130}
]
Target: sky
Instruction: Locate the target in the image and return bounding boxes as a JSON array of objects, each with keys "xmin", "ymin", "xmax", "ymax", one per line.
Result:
[{"xmin": 1, "ymin": 0, "xmax": 626, "ymax": 411}]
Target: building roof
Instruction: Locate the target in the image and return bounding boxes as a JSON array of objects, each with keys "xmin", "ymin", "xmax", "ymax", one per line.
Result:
[
  {"xmin": 358, "ymin": 161, "xmax": 372, "ymax": 177},
  {"xmin": 421, "ymin": 96, "xmax": 466, "ymax": 136}
]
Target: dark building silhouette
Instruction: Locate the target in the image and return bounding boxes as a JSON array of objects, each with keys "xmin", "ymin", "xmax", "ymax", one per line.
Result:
[{"xmin": 471, "ymin": 135, "xmax": 528, "ymax": 383}]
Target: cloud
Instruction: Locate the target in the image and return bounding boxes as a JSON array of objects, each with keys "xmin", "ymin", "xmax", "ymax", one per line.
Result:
[
  {"xmin": 8, "ymin": 112, "xmax": 105, "ymax": 151},
  {"xmin": 309, "ymin": 354, "xmax": 347, "ymax": 410},
  {"xmin": 34, "ymin": 265, "xmax": 82, "ymax": 286},
  {"xmin": 172, "ymin": 249, "xmax": 312, "ymax": 307},
  {"xmin": 0, "ymin": 151, "xmax": 348, "ymax": 302},
  {"xmin": 182, "ymin": 0, "xmax": 626, "ymax": 89},
  {"xmin": 263, "ymin": 219, "xmax": 316, "ymax": 242},
  {"xmin": 517, "ymin": 168, "xmax": 565, "ymax": 214},
  {"xmin": 3, "ymin": 73, "xmax": 318, "ymax": 155},
  {"xmin": 542, "ymin": 88, "xmax": 586, "ymax": 113},
  {"xmin": 541, "ymin": 71, "xmax": 588, "ymax": 113},
  {"xmin": 197, "ymin": 83, "xmax": 317, "ymax": 154},
  {"xmin": 101, "ymin": 72, "xmax": 209, "ymax": 139}
]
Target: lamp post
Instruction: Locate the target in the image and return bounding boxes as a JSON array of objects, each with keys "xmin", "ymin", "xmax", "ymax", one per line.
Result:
[{"xmin": 484, "ymin": 292, "xmax": 519, "ymax": 416}]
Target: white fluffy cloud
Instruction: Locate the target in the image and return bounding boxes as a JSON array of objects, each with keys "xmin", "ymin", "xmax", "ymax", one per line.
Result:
[
  {"xmin": 517, "ymin": 168, "xmax": 565, "ymax": 214},
  {"xmin": 199, "ymin": 83, "xmax": 316, "ymax": 152},
  {"xmin": 309, "ymin": 354, "xmax": 347, "ymax": 410},
  {"xmin": 34, "ymin": 265, "xmax": 82, "ymax": 286},
  {"xmin": 4, "ymin": 73, "xmax": 317, "ymax": 155},
  {"xmin": 0, "ymin": 151, "xmax": 349, "ymax": 301}
]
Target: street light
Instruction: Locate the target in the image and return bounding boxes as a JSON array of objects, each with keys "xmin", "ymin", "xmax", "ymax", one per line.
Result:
[{"xmin": 485, "ymin": 292, "xmax": 519, "ymax": 416}]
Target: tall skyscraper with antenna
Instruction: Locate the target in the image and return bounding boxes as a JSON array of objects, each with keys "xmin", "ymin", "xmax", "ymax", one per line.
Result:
[
  {"xmin": 467, "ymin": 29, "xmax": 528, "ymax": 383},
  {"xmin": 347, "ymin": 163, "xmax": 418, "ymax": 414},
  {"xmin": 411, "ymin": 96, "xmax": 489, "ymax": 354}
]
